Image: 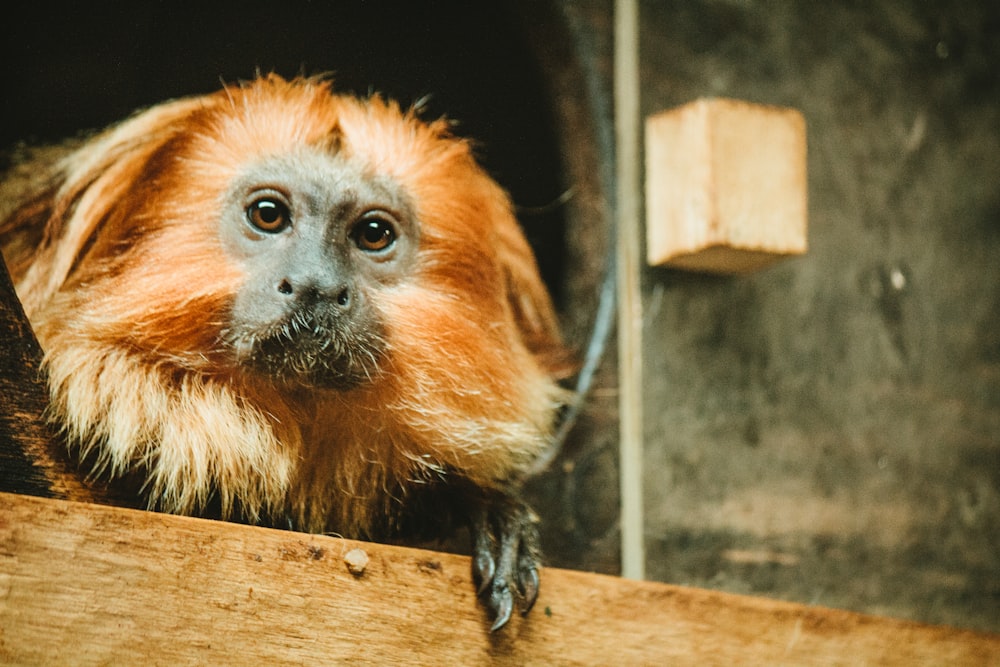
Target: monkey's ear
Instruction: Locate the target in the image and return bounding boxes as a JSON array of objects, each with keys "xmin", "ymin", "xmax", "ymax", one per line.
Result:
[
  {"xmin": 4, "ymin": 97, "xmax": 207, "ymax": 314},
  {"xmin": 496, "ymin": 218, "xmax": 577, "ymax": 381}
]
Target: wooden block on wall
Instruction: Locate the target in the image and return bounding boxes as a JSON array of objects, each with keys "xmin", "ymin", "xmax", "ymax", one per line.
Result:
[{"xmin": 645, "ymin": 98, "xmax": 808, "ymax": 273}]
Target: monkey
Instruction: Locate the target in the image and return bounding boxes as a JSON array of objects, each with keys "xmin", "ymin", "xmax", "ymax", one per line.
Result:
[{"xmin": 0, "ymin": 74, "xmax": 574, "ymax": 631}]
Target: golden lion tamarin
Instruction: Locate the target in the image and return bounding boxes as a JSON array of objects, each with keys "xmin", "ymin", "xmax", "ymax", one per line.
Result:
[{"xmin": 0, "ymin": 74, "xmax": 572, "ymax": 630}]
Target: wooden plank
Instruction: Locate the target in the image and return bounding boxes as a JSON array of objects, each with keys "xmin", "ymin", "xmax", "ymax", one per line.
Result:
[{"xmin": 0, "ymin": 492, "xmax": 996, "ymax": 665}]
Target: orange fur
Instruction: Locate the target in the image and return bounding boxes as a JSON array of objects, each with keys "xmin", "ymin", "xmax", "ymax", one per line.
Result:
[{"xmin": 1, "ymin": 74, "xmax": 571, "ymax": 536}]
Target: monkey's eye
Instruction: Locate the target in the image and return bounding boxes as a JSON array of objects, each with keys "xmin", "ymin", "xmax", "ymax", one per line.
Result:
[
  {"xmin": 352, "ymin": 214, "xmax": 397, "ymax": 252},
  {"xmin": 247, "ymin": 198, "xmax": 291, "ymax": 233}
]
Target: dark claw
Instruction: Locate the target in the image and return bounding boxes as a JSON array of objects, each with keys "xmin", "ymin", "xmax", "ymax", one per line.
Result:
[
  {"xmin": 469, "ymin": 494, "xmax": 542, "ymax": 631},
  {"xmin": 471, "ymin": 506, "xmax": 496, "ymax": 595},
  {"xmin": 473, "ymin": 550, "xmax": 495, "ymax": 595},
  {"xmin": 516, "ymin": 561, "xmax": 540, "ymax": 614},
  {"xmin": 488, "ymin": 587, "xmax": 514, "ymax": 632}
]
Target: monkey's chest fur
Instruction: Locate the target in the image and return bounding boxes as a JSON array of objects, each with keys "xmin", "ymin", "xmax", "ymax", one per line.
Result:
[{"xmin": 36, "ymin": 299, "xmax": 558, "ymax": 538}]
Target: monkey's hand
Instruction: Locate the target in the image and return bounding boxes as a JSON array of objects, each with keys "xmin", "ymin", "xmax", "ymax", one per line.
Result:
[{"xmin": 470, "ymin": 493, "xmax": 541, "ymax": 632}]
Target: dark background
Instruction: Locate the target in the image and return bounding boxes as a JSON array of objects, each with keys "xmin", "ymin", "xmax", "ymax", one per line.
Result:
[{"xmin": 0, "ymin": 1, "xmax": 570, "ymax": 302}]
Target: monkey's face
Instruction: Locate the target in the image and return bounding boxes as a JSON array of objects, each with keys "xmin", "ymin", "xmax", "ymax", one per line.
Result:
[
  {"xmin": 15, "ymin": 76, "xmax": 562, "ymax": 406},
  {"xmin": 219, "ymin": 149, "xmax": 418, "ymax": 389}
]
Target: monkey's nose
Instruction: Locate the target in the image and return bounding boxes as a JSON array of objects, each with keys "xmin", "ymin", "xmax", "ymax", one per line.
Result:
[{"xmin": 276, "ymin": 278, "xmax": 353, "ymax": 310}]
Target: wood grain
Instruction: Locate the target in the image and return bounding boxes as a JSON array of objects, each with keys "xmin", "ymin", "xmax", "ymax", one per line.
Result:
[{"xmin": 1, "ymin": 492, "xmax": 996, "ymax": 665}]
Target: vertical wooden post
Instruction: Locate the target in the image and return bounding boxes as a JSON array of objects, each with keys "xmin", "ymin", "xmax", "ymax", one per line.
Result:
[{"xmin": 614, "ymin": 0, "xmax": 645, "ymax": 580}]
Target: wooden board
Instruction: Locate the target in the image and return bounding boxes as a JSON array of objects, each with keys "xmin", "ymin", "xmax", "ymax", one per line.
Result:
[{"xmin": 1, "ymin": 492, "xmax": 996, "ymax": 665}]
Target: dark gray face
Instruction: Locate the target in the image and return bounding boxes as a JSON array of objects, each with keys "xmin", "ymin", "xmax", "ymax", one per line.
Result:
[{"xmin": 219, "ymin": 149, "xmax": 418, "ymax": 389}]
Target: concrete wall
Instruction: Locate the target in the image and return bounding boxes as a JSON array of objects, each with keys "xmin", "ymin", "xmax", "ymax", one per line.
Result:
[{"xmin": 543, "ymin": 0, "xmax": 999, "ymax": 633}]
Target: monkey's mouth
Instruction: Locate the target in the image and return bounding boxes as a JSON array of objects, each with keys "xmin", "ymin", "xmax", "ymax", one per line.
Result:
[{"xmin": 226, "ymin": 310, "xmax": 386, "ymax": 390}]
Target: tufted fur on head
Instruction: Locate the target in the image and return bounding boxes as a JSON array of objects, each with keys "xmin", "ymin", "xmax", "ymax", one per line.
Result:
[{"xmin": 0, "ymin": 74, "xmax": 573, "ymax": 539}]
